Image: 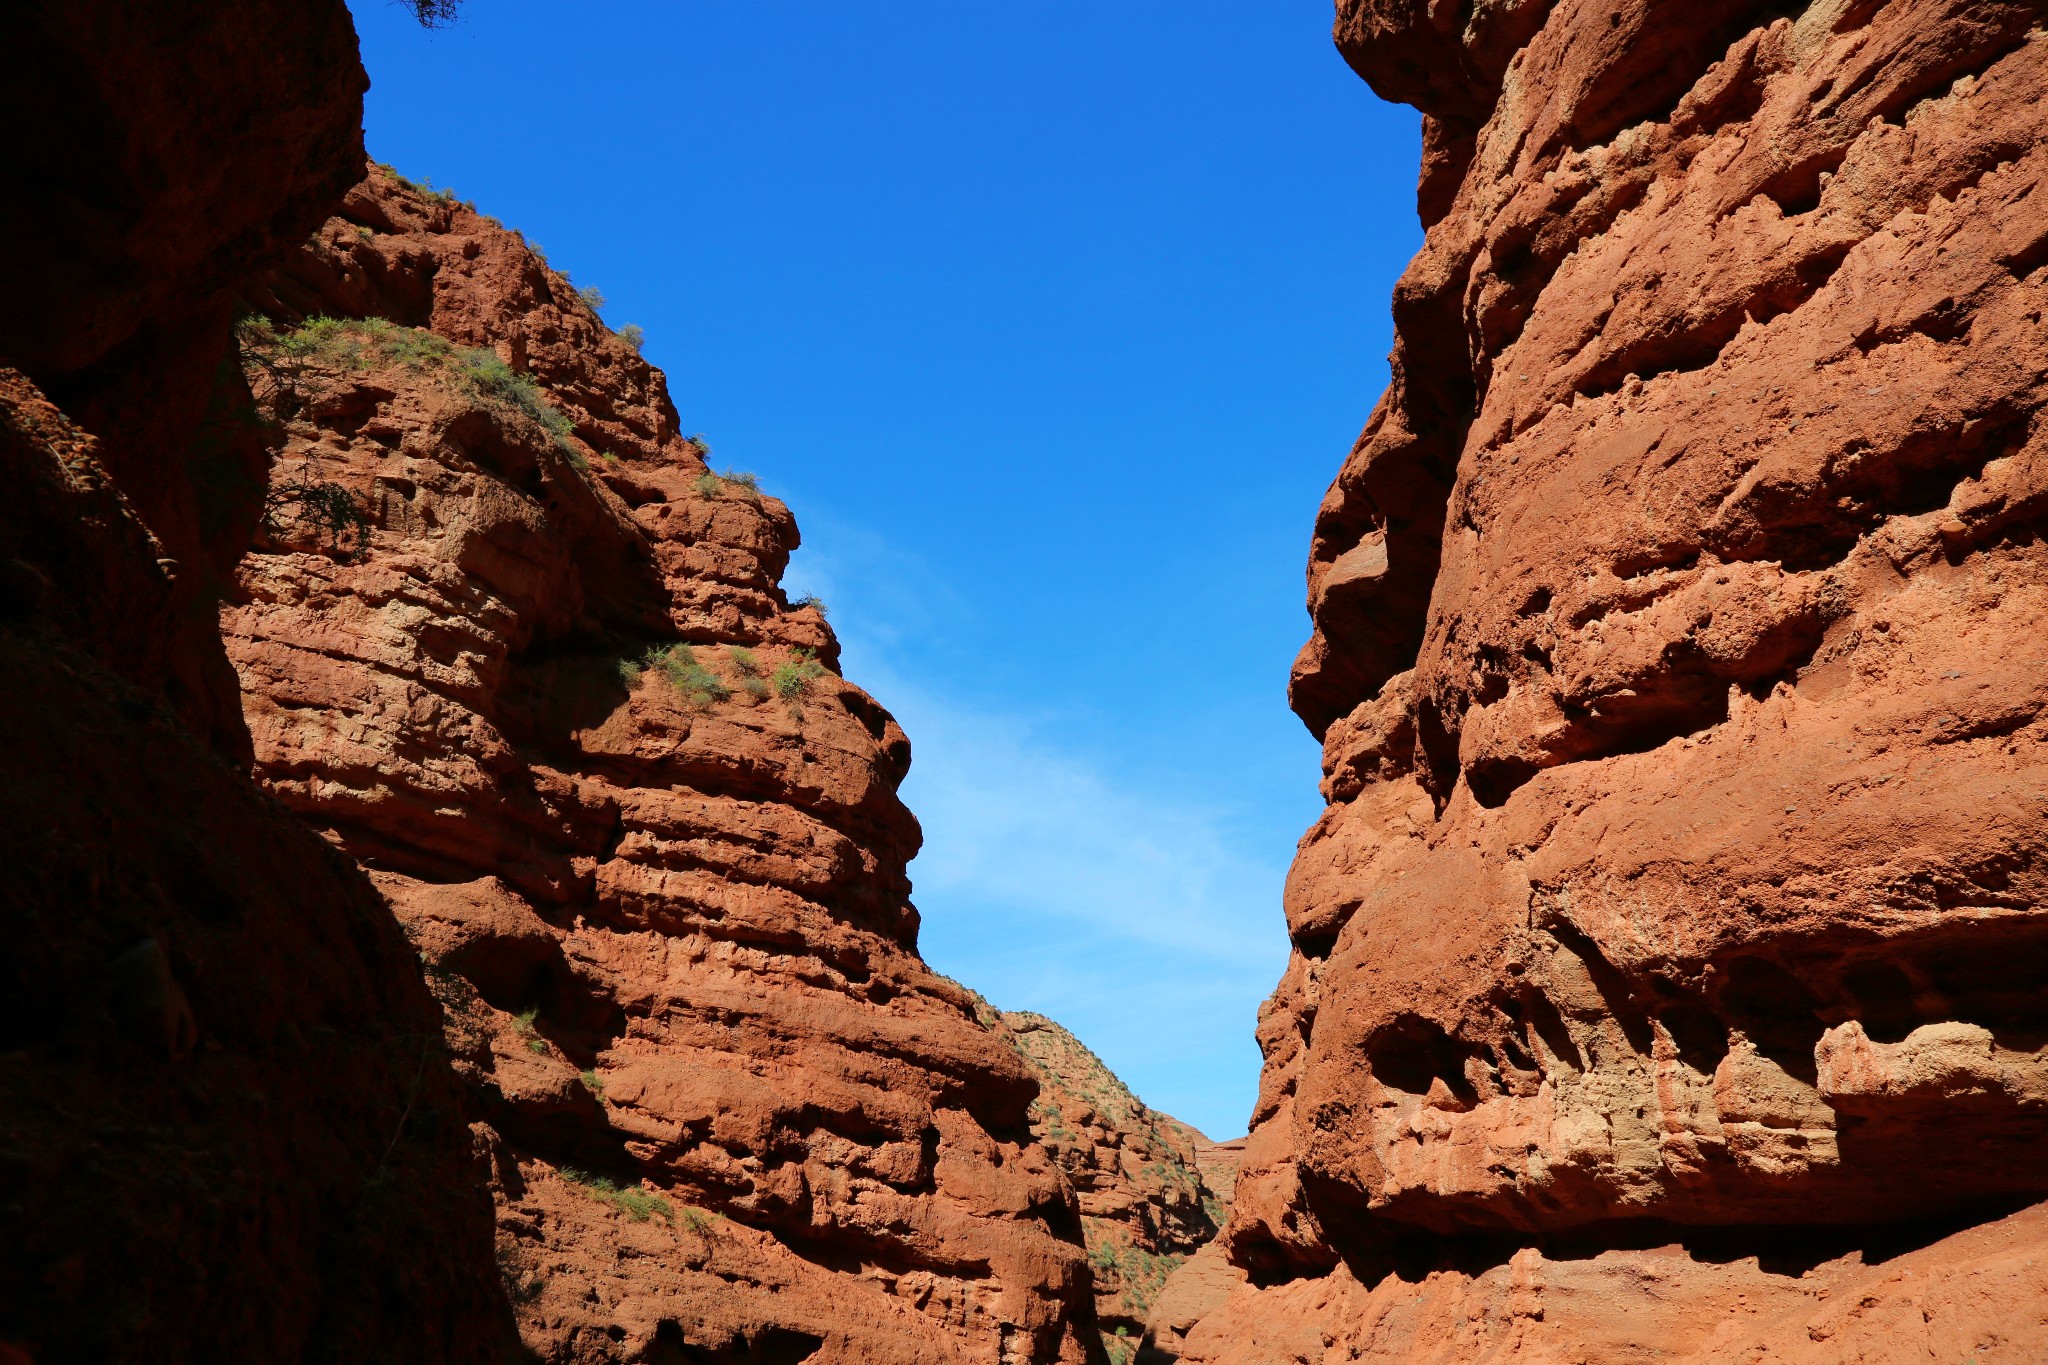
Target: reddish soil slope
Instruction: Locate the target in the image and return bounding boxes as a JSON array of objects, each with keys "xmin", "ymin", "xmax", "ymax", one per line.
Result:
[{"xmin": 997, "ymin": 1011, "xmax": 1228, "ymax": 1361}]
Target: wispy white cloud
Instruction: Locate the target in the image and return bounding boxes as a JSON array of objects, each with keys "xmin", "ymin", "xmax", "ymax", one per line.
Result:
[
  {"xmin": 782, "ymin": 521, "xmax": 1292, "ymax": 1136},
  {"xmin": 888, "ymin": 676, "xmax": 1284, "ymax": 963}
]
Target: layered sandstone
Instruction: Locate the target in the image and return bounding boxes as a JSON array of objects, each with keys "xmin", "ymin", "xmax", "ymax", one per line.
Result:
[
  {"xmin": 221, "ymin": 168, "xmax": 1100, "ymax": 1363},
  {"xmin": 1195, "ymin": 0, "xmax": 2048, "ymax": 1359},
  {"xmin": 0, "ymin": 5, "xmax": 520, "ymax": 1362},
  {"xmin": 996, "ymin": 1012, "xmax": 1227, "ymax": 1361}
]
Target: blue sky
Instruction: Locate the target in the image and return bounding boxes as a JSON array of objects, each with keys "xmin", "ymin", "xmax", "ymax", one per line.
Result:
[{"xmin": 348, "ymin": 0, "xmax": 1421, "ymax": 1138}]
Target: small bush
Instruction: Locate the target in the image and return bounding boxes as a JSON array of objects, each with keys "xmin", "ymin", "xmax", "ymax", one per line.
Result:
[
  {"xmin": 577, "ymin": 284, "xmax": 607, "ymax": 312},
  {"xmin": 404, "ymin": 0, "xmax": 462, "ymax": 28},
  {"xmin": 694, "ymin": 468, "xmax": 761, "ymax": 501},
  {"xmin": 616, "ymin": 323, "xmax": 646, "ymax": 353},
  {"xmin": 455, "ymin": 348, "xmax": 578, "ymax": 447},
  {"xmin": 644, "ymin": 643, "xmax": 731, "ymax": 709},
  {"xmin": 497, "ymin": 1243, "xmax": 546, "ymax": 1304},
  {"xmin": 790, "ymin": 593, "xmax": 827, "ymax": 617},
  {"xmin": 770, "ymin": 649, "xmax": 827, "ymax": 702},
  {"xmin": 580, "ymin": 1068, "xmax": 606, "ymax": 1099},
  {"xmin": 682, "ymin": 433, "xmax": 712, "ymax": 459},
  {"xmin": 282, "ymin": 315, "xmax": 365, "ymax": 367},
  {"xmin": 371, "ymin": 322, "xmax": 454, "ymax": 367},
  {"xmin": 677, "ymin": 1205, "xmax": 723, "ymax": 1235},
  {"xmin": 241, "ymin": 313, "xmax": 453, "ymax": 377},
  {"xmin": 244, "ymin": 315, "xmax": 584, "ymax": 458},
  {"xmin": 728, "ymin": 648, "xmax": 771, "ymax": 699},
  {"xmin": 559, "ymin": 1168, "xmax": 674, "ymax": 1224},
  {"xmin": 379, "ymin": 163, "xmax": 457, "ymax": 204},
  {"xmin": 511, "ymin": 1008, "xmax": 548, "ymax": 1053}
]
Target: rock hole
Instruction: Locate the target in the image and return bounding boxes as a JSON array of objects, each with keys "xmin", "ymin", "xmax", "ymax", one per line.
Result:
[
  {"xmin": 1716, "ymin": 956, "xmax": 1825, "ymax": 1074},
  {"xmin": 647, "ymin": 1321, "xmax": 824, "ymax": 1365},
  {"xmin": 1523, "ymin": 992, "xmax": 1584, "ymax": 1073},
  {"xmin": 1497, "ymin": 1028, "xmax": 1536, "ymax": 1072},
  {"xmin": 1548, "ymin": 920, "xmax": 1656, "ymax": 1056},
  {"xmin": 1467, "ymin": 756, "xmax": 1540, "ymax": 810},
  {"xmin": 1841, "ymin": 960, "xmax": 1919, "ymax": 1044},
  {"xmin": 1613, "ymin": 545, "xmax": 1700, "ymax": 580},
  {"xmin": 1757, "ymin": 145, "xmax": 1848, "ymax": 218},
  {"xmin": 2001, "ymin": 228, "xmax": 2048, "ymax": 282},
  {"xmin": 1366, "ymin": 1015, "xmax": 1479, "ymax": 1104},
  {"xmin": 1292, "ymin": 928, "xmax": 1339, "ymax": 961},
  {"xmin": 1658, "ymin": 1003, "xmax": 1730, "ymax": 1071},
  {"xmin": 1412, "ymin": 698, "xmax": 1462, "ymax": 809},
  {"xmin": 839, "ymin": 687, "xmax": 892, "ymax": 743},
  {"xmin": 1913, "ymin": 925, "xmax": 2048, "ymax": 1040}
]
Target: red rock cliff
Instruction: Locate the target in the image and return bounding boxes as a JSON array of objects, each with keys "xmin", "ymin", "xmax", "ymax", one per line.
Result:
[
  {"xmin": 1191, "ymin": 0, "xmax": 2048, "ymax": 1359},
  {"xmin": 996, "ymin": 1011, "xmax": 1227, "ymax": 1362},
  {"xmin": 0, "ymin": 5, "xmax": 518, "ymax": 1361},
  {"xmin": 221, "ymin": 169, "xmax": 1102, "ymax": 1364}
]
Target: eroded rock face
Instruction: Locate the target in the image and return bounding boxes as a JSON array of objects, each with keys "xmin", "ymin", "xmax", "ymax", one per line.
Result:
[
  {"xmin": 1201, "ymin": 0, "xmax": 2048, "ymax": 1357},
  {"xmin": 996, "ymin": 1012, "xmax": 1226, "ymax": 1361},
  {"xmin": 222, "ymin": 169, "xmax": 1100, "ymax": 1364},
  {"xmin": 1188, "ymin": 1198, "xmax": 2048, "ymax": 1364},
  {"xmin": 0, "ymin": 366, "xmax": 514, "ymax": 1365}
]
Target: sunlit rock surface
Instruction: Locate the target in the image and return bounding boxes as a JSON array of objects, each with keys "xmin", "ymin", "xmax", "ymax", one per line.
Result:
[
  {"xmin": 222, "ymin": 169, "xmax": 1103, "ymax": 1365},
  {"xmin": 1196, "ymin": 0, "xmax": 2048, "ymax": 1358}
]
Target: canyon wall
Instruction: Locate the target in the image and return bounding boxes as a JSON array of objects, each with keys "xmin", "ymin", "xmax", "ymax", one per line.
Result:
[
  {"xmin": 0, "ymin": 6, "xmax": 1230, "ymax": 1358},
  {"xmin": 0, "ymin": 4, "xmax": 519, "ymax": 1361},
  {"xmin": 220, "ymin": 169, "xmax": 1103, "ymax": 1364},
  {"xmin": 1187, "ymin": 0, "xmax": 2048, "ymax": 1360},
  {"xmin": 996, "ymin": 1011, "xmax": 1228, "ymax": 1361}
]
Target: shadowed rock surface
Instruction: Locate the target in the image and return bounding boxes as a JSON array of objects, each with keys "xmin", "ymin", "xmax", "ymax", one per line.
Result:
[
  {"xmin": 0, "ymin": 4, "xmax": 518, "ymax": 1361},
  {"xmin": 221, "ymin": 169, "xmax": 1103, "ymax": 1364},
  {"xmin": 1190, "ymin": 0, "xmax": 2048, "ymax": 1359}
]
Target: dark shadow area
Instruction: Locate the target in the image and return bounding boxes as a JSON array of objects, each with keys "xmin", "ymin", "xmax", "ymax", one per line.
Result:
[
  {"xmin": 1334, "ymin": 1194, "xmax": 2046, "ymax": 1293},
  {"xmin": 647, "ymin": 1320, "xmax": 824, "ymax": 1365}
]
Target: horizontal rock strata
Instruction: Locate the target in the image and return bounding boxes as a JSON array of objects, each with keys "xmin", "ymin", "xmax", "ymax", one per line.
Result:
[{"xmin": 222, "ymin": 168, "xmax": 1100, "ymax": 1364}]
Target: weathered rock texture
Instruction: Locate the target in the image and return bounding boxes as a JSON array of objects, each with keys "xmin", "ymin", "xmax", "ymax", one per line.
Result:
[
  {"xmin": 0, "ymin": 5, "xmax": 520, "ymax": 1363},
  {"xmin": 222, "ymin": 168, "xmax": 1101, "ymax": 1364},
  {"xmin": 1195, "ymin": 0, "xmax": 2048, "ymax": 1358},
  {"xmin": 996, "ymin": 1012, "xmax": 1226, "ymax": 1361}
]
